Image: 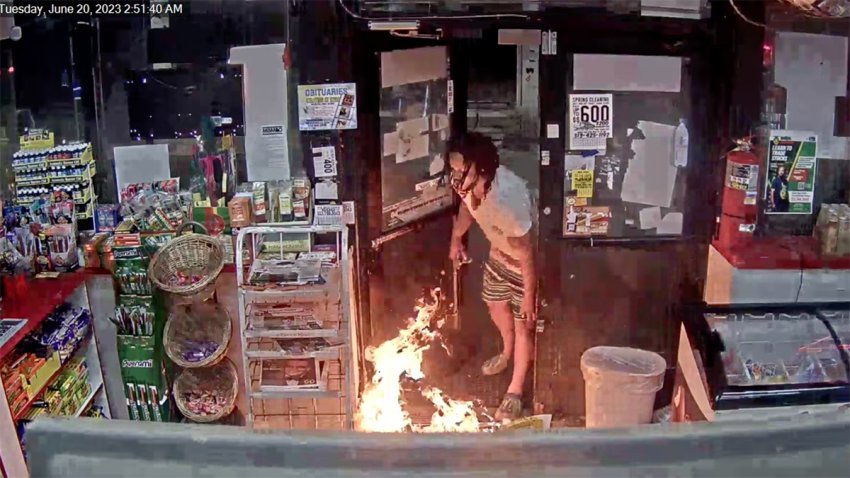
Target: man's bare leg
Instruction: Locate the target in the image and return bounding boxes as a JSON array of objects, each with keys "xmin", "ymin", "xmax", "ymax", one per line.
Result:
[
  {"xmin": 507, "ymin": 322, "xmax": 532, "ymax": 396},
  {"xmin": 486, "ymin": 300, "xmax": 515, "ymax": 358}
]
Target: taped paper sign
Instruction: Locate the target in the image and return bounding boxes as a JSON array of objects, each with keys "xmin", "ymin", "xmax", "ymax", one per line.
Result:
[
  {"xmin": 569, "ymin": 94, "xmax": 612, "ymax": 150},
  {"xmin": 312, "ymin": 146, "xmax": 338, "ymax": 178},
  {"xmin": 620, "ymin": 121, "xmax": 678, "ymax": 208},
  {"xmin": 383, "ymin": 132, "xmax": 398, "ymax": 156},
  {"xmin": 764, "ymin": 130, "xmax": 817, "ymax": 215},
  {"xmin": 564, "ymin": 154, "xmax": 595, "ymax": 206},
  {"xmin": 315, "ymin": 180, "xmax": 339, "ymax": 200},
  {"xmin": 571, "ymin": 170, "xmax": 594, "ymax": 198},
  {"xmin": 297, "ymin": 83, "xmax": 357, "ymax": 131},
  {"xmin": 315, "ymin": 204, "xmax": 344, "ymax": 226},
  {"xmin": 396, "ymin": 117, "xmax": 430, "ymax": 163},
  {"xmin": 381, "ymin": 46, "xmax": 447, "ymax": 88},
  {"xmin": 563, "ymin": 205, "xmax": 610, "ymax": 237},
  {"xmin": 429, "ymin": 155, "xmax": 445, "ymax": 176}
]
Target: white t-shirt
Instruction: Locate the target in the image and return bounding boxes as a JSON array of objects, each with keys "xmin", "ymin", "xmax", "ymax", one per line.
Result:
[{"xmin": 463, "ymin": 166, "xmax": 534, "ymax": 265}]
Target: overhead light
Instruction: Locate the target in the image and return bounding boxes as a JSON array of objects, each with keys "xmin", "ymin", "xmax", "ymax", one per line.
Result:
[{"xmin": 368, "ymin": 20, "xmax": 419, "ymax": 31}]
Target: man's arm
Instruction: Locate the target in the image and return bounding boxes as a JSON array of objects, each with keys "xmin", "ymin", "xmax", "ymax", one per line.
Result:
[{"xmin": 451, "ymin": 201, "xmax": 474, "ymax": 244}]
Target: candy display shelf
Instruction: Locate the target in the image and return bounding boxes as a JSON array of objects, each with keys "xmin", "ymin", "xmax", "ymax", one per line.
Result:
[
  {"xmin": 12, "ymin": 332, "xmax": 92, "ymax": 422},
  {"xmin": 0, "ymin": 272, "xmax": 111, "ymax": 477},
  {"xmin": 0, "ymin": 273, "xmax": 88, "ymax": 360}
]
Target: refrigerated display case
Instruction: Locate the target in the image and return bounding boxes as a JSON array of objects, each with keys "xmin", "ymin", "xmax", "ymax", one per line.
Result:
[{"xmin": 674, "ymin": 305, "xmax": 850, "ymax": 422}]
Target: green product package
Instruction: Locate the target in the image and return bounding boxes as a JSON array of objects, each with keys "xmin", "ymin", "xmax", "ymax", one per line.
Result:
[
  {"xmin": 117, "ymin": 335, "xmax": 163, "ymax": 387},
  {"xmin": 118, "ymin": 335, "xmax": 171, "ymax": 422},
  {"xmin": 141, "ymin": 233, "xmax": 174, "ymax": 257},
  {"xmin": 114, "ymin": 295, "xmax": 157, "ymax": 336},
  {"xmin": 112, "ymin": 245, "xmax": 152, "ymax": 295}
]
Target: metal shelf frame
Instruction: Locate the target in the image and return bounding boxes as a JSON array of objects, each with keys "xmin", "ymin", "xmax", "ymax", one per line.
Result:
[{"xmin": 235, "ymin": 225, "xmax": 353, "ymax": 429}]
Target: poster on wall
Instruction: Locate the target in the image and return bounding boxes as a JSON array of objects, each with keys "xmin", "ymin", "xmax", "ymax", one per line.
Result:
[
  {"xmin": 563, "ymin": 204, "xmax": 611, "ymax": 237},
  {"xmin": 297, "ymin": 83, "xmax": 357, "ymax": 131},
  {"xmin": 764, "ymin": 130, "xmax": 817, "ymax": 215},
  {"xmin": 568, "ymin": 94, "xmax": 613, "ymax": 150}
]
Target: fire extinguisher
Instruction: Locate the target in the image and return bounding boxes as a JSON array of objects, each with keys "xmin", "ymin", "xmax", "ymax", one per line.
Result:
[{"xmin": 715, "ymin": 138, "xmax": 761, "ymax": 249}]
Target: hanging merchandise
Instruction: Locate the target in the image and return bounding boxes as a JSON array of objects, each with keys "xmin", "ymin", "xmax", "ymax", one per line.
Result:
[{"xmin": 764, "ymin": 131, "xmax": 818, "ymax": 215}]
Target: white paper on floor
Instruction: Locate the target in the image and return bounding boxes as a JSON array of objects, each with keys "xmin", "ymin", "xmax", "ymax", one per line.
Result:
[{"xmin": 620, "ymin": 120, "xmax": 678, "ymax": 208}]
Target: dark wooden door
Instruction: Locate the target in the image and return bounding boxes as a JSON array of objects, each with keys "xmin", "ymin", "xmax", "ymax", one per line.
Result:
[{"xmin": 533, "ymin": 16, "xmax": 717, "ymax": 420}]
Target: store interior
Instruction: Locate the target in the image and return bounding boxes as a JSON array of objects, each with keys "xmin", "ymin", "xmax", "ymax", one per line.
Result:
[{"xmin": 0, "ymin": 0, "xmax": 849, "ymax": 475}]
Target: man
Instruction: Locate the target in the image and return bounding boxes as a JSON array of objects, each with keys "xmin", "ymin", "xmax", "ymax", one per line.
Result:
[
  {"xmin": 446, "ymin": 132, "xmax": 536, "ymax": 422},
  {"xmin": 771, "ymin": 165, "xmax": 790, "ymax": 212}
]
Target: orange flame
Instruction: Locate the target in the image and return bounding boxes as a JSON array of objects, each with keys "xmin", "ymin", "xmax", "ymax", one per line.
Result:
[{"xmin": 356, "ymin": 290, "xmax": 479, "ymax": 433}]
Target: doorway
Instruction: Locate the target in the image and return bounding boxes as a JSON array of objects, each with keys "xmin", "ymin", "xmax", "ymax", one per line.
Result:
[{"xmin": 360, "ymin": 31, "xmax": 542, "ymax": 424}]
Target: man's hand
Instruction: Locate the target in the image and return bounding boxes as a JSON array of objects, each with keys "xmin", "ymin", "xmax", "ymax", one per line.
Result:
[
  {"xmin": 449, "ymin": 239, "xmax": 469, "ymax": 268},
  {"xmin": 520, "ymin": 293, "xmax": 536, "ymax": 330}
]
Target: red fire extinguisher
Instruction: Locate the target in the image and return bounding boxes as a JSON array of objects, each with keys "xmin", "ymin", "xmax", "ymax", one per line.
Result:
[{"xmin": 715, "ymin": 138, "xmax": 761, "ymax": 249}]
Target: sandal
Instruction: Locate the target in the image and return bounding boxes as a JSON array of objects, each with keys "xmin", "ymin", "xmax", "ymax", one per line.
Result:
[
  {"xmin": 495, "ymin": 393, "xmax": 523, "ymax": 422},
  {"xmin": 481, "ymin": 353, "xmax": 509, "ymax": 376}
]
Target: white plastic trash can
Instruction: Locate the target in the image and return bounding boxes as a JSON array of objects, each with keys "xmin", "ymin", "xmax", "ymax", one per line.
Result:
[{"xmin": 580, "ymin": 346, "xmax": 667, "ymax": 428}]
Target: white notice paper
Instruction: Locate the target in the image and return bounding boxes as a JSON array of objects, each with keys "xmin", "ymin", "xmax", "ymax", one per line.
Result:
[
  {"xmin": 383, "ymin": 132, "xmax": 398, "ymax": 157},
  {"xmin": 657, "ymin": 212, "xmax": 683, "ymax": 235},
  {"xmin": 311, "ymin": 146, "xmax": 338, "ymax": 178},
  {"xmin": 573, "ymin": 54, "xmax": 682, "ymax": 92},
  {"xmin": 429, "ymin": 155, "xmax": 445, "ymax": 176},
  {"xmin": 381, "ymin": 46, "xmax": 447, "ymax": 88},
  {"xmin": 229, "ymin": 44, "xmax": 290, "ymax": 181},
  {"xmin": 639, "ymin": 207, "xmax": 663, "ymax": 229},
  {"xmin": 314, "ymin": 204, "xmax": 344, "ymax": 226},
  {"xmin": 315, "ymin": 180, "xmax": 339, "ymax": 200},
  {"xmin": 396, "ymin": 117, "xmax": 430, "ymax": 163},
  {"xmin": 546, "ymin": 123, "xmax": 560, "ymax": 139},
  {"xmin": 569, "ymin": 94, "xmax": 612, "ymax": 150},
  {"xmin": 342, "ymin": 201, "xmax": 356, "ymax": 225},
  {"xmin": 258, "ymin": 125, "xmax": 289, "ymax": 175},
  {"xmin": 620, "ymin": 121, "xmax": 678, "ymax": 208},
  {"xmin": 114, "ymin": 144, "xmax": 171, "ymax": 192}
]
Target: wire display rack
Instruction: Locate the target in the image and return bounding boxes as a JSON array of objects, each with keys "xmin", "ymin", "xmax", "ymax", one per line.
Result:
[{"xmin": 235, "ymin": 225, "xmax": 353, "ymax": 430}]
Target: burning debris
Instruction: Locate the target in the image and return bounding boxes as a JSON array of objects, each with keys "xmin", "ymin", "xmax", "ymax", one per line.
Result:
[{"xmin": 356, "ymin": 289, "xmax": 481, "ymax": 433}]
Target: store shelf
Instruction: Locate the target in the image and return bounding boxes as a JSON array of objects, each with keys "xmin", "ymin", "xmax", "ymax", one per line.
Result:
[
  {"xmin": 244, "ymin": 328, "xmax": 343, "ymax": 339},
  {"xmin": 251, "ymin": 389, "xmax": 341, "ymax": 399},
  {"xmin": 12, "ymin": 331, "xmax": 92, "ymax": 422},
  {"xmin": 0, "ymin": 272, "xmax": 88, "ymax": 360},
  {"xmin": 245, "ymin": 348, "xmax": 341, "ymax": 361},
  {"xmin": 241, "ymin": 224, "xmax": 346, "ymax": 235},
  {"xmin": 241, "ymin": 282, "xmax": 336, "ymax": 298},
  {"xmin": 74, "ymin": 382, "xmax": 104, "ymax": 417}
]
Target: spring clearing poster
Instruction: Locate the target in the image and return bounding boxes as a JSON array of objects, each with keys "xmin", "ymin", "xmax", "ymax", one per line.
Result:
[
  {"xmin": 764, "ymin": 130, "xmax": 817, "ymax": 215},
  {"xmin": 297, "ymin": 83, "xmax": 357, "ymax": 131}
]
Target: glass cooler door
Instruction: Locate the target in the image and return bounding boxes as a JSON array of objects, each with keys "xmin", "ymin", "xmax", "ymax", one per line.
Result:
[{"xmin": 705, "ymin": 311, "xmax": 849, "ymax": 390}]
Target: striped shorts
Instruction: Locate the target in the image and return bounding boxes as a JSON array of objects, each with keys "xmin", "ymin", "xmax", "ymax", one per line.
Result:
[{"xmin": 481, "ymin": 257, "xmax": 525, "ymax": 320}]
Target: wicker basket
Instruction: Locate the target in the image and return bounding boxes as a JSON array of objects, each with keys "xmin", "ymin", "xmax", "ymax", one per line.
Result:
[
  {"xmin": 174, "ymin": 357, "xmax": 238, "ymax": 423},
  {"xmin": 163, "ymin": 301, "xmax": 232, "ymax": 368},
  {"xmin": 148, "ymin": 222, "xmax": 225, "ymax": 296}
]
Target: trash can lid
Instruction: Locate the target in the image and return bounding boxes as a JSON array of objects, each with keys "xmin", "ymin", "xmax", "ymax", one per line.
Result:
[{"xmin": 580, "ymin": 346, "xmax": 667, "ymax": 377}]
